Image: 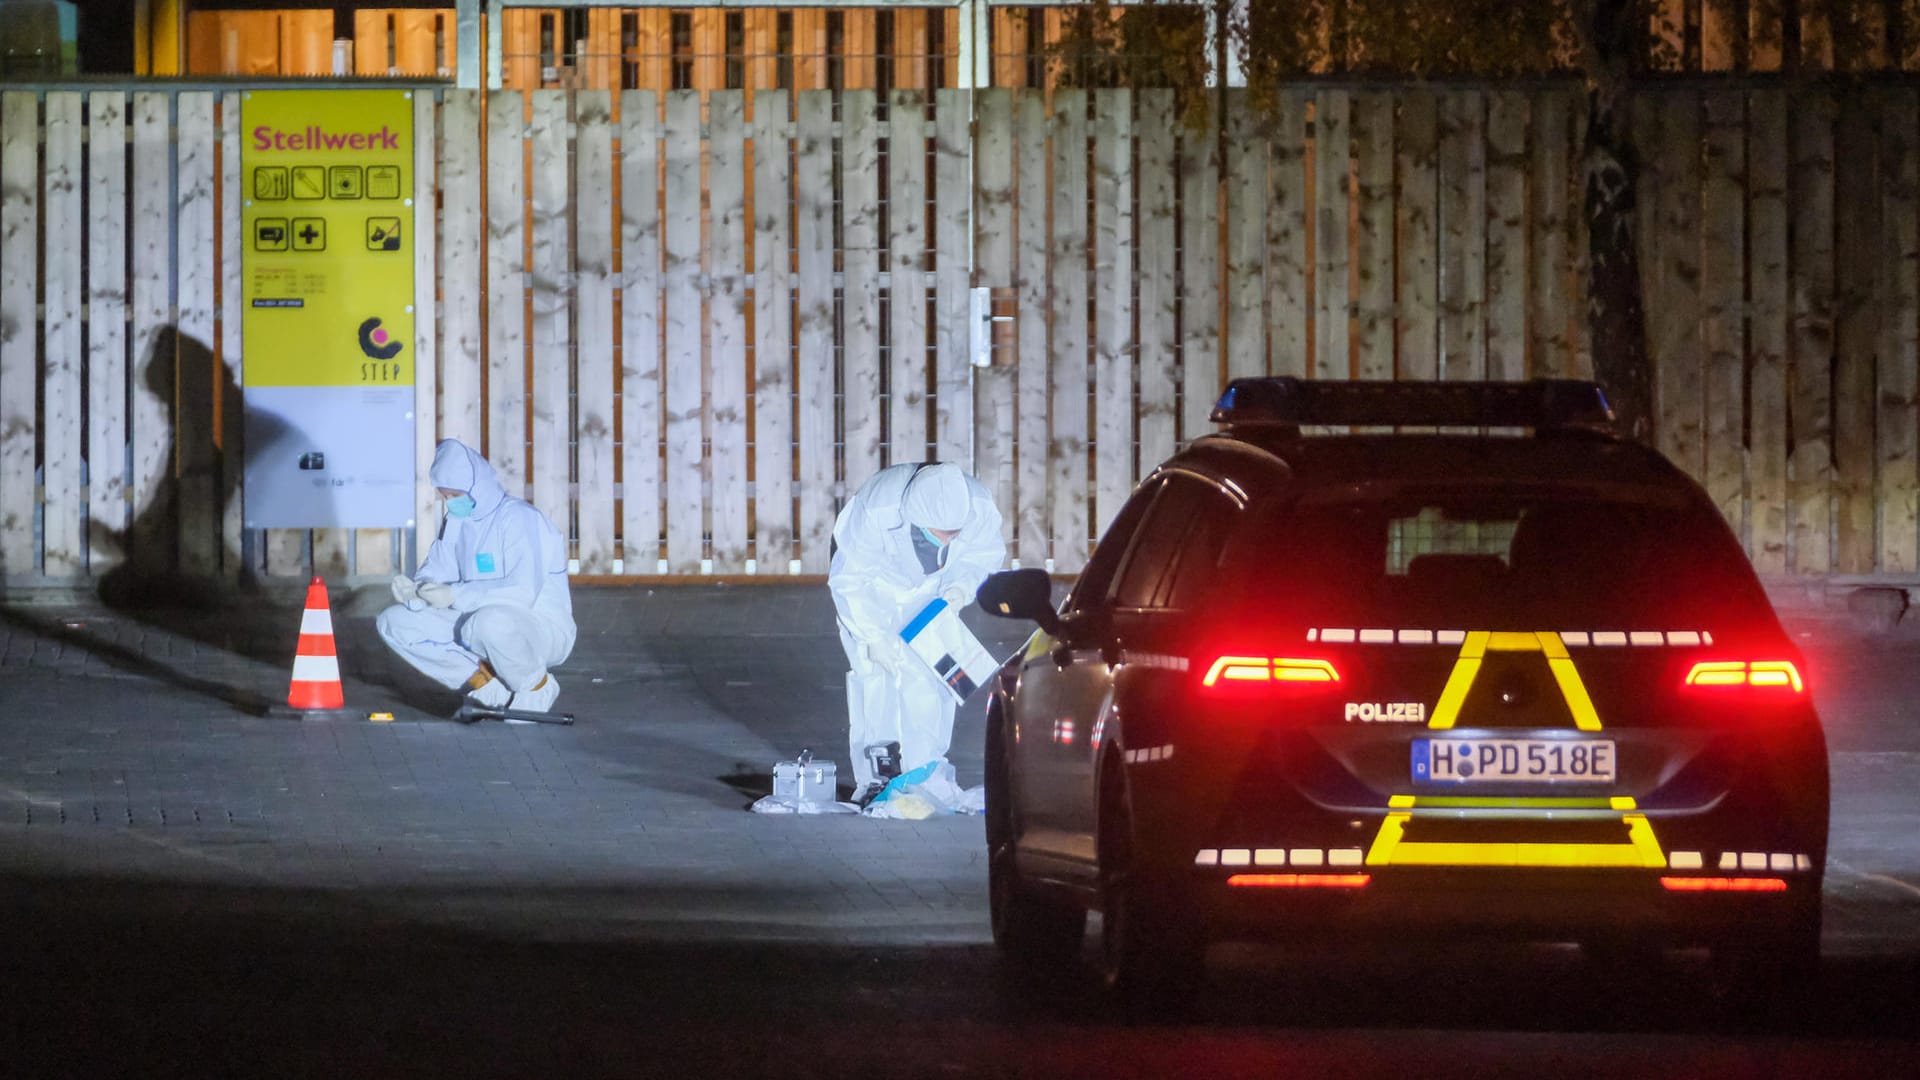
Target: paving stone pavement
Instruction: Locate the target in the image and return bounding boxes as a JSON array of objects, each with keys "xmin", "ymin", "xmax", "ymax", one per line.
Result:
[{"xmin": 0, "ymin": 585, "xmax": 1030, "ymax": 947}]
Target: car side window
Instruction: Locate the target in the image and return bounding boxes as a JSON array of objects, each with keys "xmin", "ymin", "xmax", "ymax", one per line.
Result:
[
  {"xmin": 1061, "ymin": 478, "xmax": 1163, "ymax": 617},
  {"xmin": 1109, "ymin": 477, "xmax": 1236, "ymax": 612}
]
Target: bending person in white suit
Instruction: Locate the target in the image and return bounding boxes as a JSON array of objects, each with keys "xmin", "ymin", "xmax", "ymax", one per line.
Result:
[
  {"xmin": 829, "ymin": 462, "xmax": 1007, "ymax": 800},
  {"xmin": 378, "ymin": 439, "xmax": 576, "ymax": 714}
]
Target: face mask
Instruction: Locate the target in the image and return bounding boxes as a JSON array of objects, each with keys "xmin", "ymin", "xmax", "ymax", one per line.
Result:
[
  {"xmin": 917, "ymin": 525, "xmax": 950, "ymax": 548},
  {"xmin": 446, "ymin": 494, "xmax": 477, "ymax": 518}
]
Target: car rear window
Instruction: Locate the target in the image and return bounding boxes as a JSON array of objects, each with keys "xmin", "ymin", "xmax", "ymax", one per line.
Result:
[{"xmin": 1218, "ymin": 484, "xmax": 1776, "ymax": 630}]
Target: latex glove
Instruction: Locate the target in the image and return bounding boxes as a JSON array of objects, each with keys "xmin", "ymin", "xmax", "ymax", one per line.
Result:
[
  {"xmin": 390, "ymin": 575, "xmax": 419, "ymax": 606},
  {"xmin": 939, "ymin": 582, "xmax": 971, "ymax": 609},
  {"xmin": 416, "ymin": 581, "xmax": 455, "ymax": 609},
  {"xmin": 865, "ymin": 635, "xmax": 908, "ymax": 675}
]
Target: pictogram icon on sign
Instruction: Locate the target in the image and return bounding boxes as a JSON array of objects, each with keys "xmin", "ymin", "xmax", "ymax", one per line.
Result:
[
  {"xmin": 366, "ymin": 165, "xmax": 401, "ymax": 200},
  {"xmin": 253, "ymin": 218, "xmax": 289, "ymax": 251},
  {"xmin": 291, "ymin": 218, "xmax": 326, "ymax": 251},
  {"xmin": 292, "ymin": 166, "xmax": 326, "ymax": 199},
  {"xmin": 365, "ymin": 217, "xmax": 403, "ymax": 251},
  {"xmin": 330, "ymin": 165, "xmax": 363, "ymax": 199},
  {"xmin": 253, "ymin": 167, "xmax": 289, "ymax": 200}
]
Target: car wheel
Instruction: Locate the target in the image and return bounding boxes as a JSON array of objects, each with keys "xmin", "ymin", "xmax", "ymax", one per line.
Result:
[
  {"xmin": 986, "ymin": 706, "xmax": 1086, "ymax": 966},
  {"xmin": 1097, "ymin": 758, "xmax": 1203, "ymax": 1018},
  {"xmin": 1708, "ymin": 904, "xmax": 1821, "ymax": 1022}
]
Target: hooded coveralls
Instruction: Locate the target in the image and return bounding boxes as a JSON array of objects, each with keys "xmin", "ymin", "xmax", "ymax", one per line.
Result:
[
  {"xmin": 829, "ymin": 463, "xmax": 1007, "ymax": 790},
  {"xmin": 376, "ymin": 440, "xmax": 577, "ymax": 694}
]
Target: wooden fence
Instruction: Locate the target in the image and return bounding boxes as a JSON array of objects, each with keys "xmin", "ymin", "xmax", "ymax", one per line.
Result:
[{"xmin": 0, "ymin": 83, "xmax": 1916, "ymax": 585}]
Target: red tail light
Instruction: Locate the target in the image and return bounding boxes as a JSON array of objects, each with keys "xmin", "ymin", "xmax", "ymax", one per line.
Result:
[
  {"xmin": 1202, "ymin": 656, "xmax": 1341, "ymax": 688},
  {"xmin": 1227, "ymin": 873, "xmax": 1371, "ymax": 889},
  {"xmin": 1660, "ymin": 876, "xmax": 1789, "ymax": 893},
  {"xmin": 1683, "ymin": 660, "xmax": 1804, "ymax": 694}
]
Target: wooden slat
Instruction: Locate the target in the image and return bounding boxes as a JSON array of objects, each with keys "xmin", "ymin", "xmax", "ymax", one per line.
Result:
[
  {"xmin": 528, "ymin": 90, "xmax": 572, "ymax": 548},
  {"xmin": 87, "ymin": 93, "xmax": 128, "ymax": 574},
  {"xmin": 575, "ymin": 90, "xmax": 617, "ymax": 573},
  {"xmin": 0, "ymin": 92, "xmax": 38, "ymax": 575},
  {"xmin": 1049, "ymin": 90, "xmax": 1090, "ymax": 571},
  {"xmin": 751, "ymin": 89, "xmax": 792, "ymax": 572},
  {"xmin": 663, "ymin": 90, "xmax": 704, "ymax": 573},
  {"xmin": 1438, "ymin": 91, "xmax": 1486, "ymax": 382},
  {"xmin": 1484, "ymin": 91, "xmax": 1527, "ymax": 383},
  {"xmin": 707, "ymin": 90, "xmax": 749, "ymax": 572},
  {"xmin": 933, "ymin": 89, "xmax": 972, "ymax": 465},
  {"xmin": 1747, "ymin": 89, "xmax": 1790, "ymax": 574},
  {"xmin": 130, "ymin": 92, "xmax": 175, "ymax": 575},
  {"xmin": 1352, "ymin": 90, "xmax": 1394, "ymax": 383},
  {"xmin": 621, "ymin": 90, "xmax": 662, "ymax": 573},
  {"xmin": 1529, "ymin": 89, "xmax": 1572, "ymax": 378},
  {"xmin": 219, "ymin": 94, "xmax": 243, "ymax": 578},
  {"xmin": 1136, "ymin": 89, "xmax": 1178, "ymax": 475},
  {"xmin": 1014, "ymin": 91, "xmax": 1049, "ymax": 568},
  {"xmin": 794, "ymin": 91, "xmax": 836, "ymax": 572},
  {"xmin": 1225, "ymin": 92, "xmax": 1267, "ymax": 381},
  {"xmin": 1878, "ymin": 89, "xmax": 1919, "ymax": 574},
  {"xmin": 485, "ymin": 91, "xmax": 527, "ymax": 497},
  {"xmin": 1312, "ymin": 88, "xmax": 1351, "ymax": 380},
  {"xmin": 1833, "ymin": 98, "xmax": 1878, "ymax": 574},
  {"xmin": 1701, "ymin": 90, "xmax": 1747, "ymax": 537},
  {"xmin": 840, "ymin": 90, "xmax": 882, "ymax": 487},
  {"xmin": 439, "ymin": 91, "xmax": 484, "ymax": 449},
  {"xmin": 40, "ymin": 93, "xmax": 83, "ymax": 577},
  {"xmin": 175, "ymin": 92, "xmax": 218, "ymax": 577},
  {"xmin": 1396, "ymin": 91, "xmax": 1439, "ymax": 381},
  {"xmin": 1789, "ymin": 90, "xmax": 1835, "ymax": 576},
  {"xmin": 1266, "ymin": 89, "xmax": 1308, "ymax": 379},
  {"xmin": 404, "ymin": 90, "xmax": 436, "ymax": 574},
  {"xmin": 1179, "ymin": 102, "xmax": 1221, "ymax": 442},
  {"xmin": 1654, "ymin": 92, "xmax": 1703, "ymax": 478},
  {"xmin": 887, "ymin": 90, "xmax": 929, "ymax": 465},
  {"xmin": 1092, "ymin": 88, "xmax": 1133, "ymax": 536},
  {"xmin": 974, "ymin": 89, "xmax": 1018, "ymax": 518}
]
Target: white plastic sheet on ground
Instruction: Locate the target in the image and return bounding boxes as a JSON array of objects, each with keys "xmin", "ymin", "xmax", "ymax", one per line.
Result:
[
  {"xmin": 749, "ymin": 794, "xmax": 859, "ymax": 815},
  {"xmin": 861, "ymin": 758, "xmax": 985, "ymax": 819}
]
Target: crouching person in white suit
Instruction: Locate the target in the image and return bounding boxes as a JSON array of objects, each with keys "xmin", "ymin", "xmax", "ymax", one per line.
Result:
[
  {"xmin": 378, "ymin": 439, "xmax": 577, "ymax": 714},
  {"xmin": 829, "ymin": 462, "xmax": 1006, "ymax": 801}
]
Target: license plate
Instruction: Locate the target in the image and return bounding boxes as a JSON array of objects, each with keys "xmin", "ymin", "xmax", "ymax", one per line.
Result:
[{"xmin": 1412, "ymin": 738, "xmax": 1616, "ymax": 783}]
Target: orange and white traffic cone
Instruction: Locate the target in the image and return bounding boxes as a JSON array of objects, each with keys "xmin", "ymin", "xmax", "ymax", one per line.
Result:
[{"xmin": 287, "ymin": 576, "xmax": 345, "ymax": 711}]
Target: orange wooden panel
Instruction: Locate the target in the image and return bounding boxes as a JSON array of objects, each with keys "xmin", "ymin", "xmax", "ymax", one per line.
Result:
[
  {"xmin": 894, "ymin": 9, "xmax": 927, "ymax": 90},
  {"xmin": 353, "ymin": 10, "xmax": 386, "ymax": 75},
  {"xmin": 992, "ymin": 8, "xmax": 1027, "ymax": 89},
  {"xmin": 746, "ymin": 10, "xmax": 779, "ymax": 94},
  {"xmin": 695, "ymin": 9, "xmax": 726, "ymax": 91},
  {"xmin": 587, "ymin": 8, "xmax": 621, "ymax": 91},
  {"xmin": 185, "ymin": 11, "xmax": 222, "ymax": 74},
  {"xmin": 394, "ymin": 10, "xmax": 450, "ymax": 77},
  {"xmin": 793, "ymin": 8, "xmax": 826, "ymax": 91},
  {"xmin": 282, "ymin": 11, "xmax": 335, "ymax": 76},
  {"xmin": 503, "ymin": 8, "xmax": 543, "ymax": 90},
  {"xmin": 843, "ymin": 10, "xmax": 875, "ymax": 91}
]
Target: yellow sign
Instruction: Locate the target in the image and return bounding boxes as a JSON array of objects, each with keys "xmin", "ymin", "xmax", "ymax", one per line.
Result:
[{"xmin": 241, "ymin": 90, "xmax": 413, "ymax": 388}]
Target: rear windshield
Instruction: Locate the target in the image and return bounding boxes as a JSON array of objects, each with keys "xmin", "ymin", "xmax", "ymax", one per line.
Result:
[{"xmin": 1216, "ymin": 484, "xmax": 1775, "ymax": 630}]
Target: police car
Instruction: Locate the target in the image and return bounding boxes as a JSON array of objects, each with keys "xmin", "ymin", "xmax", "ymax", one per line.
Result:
[{"xmin": 975, "ymin": 378, "xmax": 1828, "ymax": 1005}]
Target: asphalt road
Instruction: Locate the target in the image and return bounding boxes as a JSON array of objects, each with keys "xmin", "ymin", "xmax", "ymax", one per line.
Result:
[{"xmin": 1, "ymin": 586, "xmax": 1916, "ymax": 1078}]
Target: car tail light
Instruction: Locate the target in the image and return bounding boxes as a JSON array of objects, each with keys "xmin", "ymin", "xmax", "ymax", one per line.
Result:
[
  {"xmin": 1659, "ymin": 876, "xmax": 1789, "ymax": 893},
  {"xmin": 1227, "ymin": 873, "xmax": 1371, "ymax": 889},
  {"xmin": 1683, "ymin": 660, "xmax": 1804, "ymax": 694},
  {"xmin": 1202, "ymin": 656, "xmax": 1341, "ymax": 688}
]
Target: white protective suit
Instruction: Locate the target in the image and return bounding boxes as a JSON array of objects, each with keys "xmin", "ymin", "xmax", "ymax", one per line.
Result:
[
  {"xmin": 829, "ymin": 462, "xmax": 1006, "ymax": 791},
  {"xmin": 376, "ymin": 440, "xmax": 577, "ymax": 698}
]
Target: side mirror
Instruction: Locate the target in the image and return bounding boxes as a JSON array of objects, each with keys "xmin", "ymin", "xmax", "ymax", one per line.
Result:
[{"xmin": 975, "ymin": 568, "xmax": 1064, "ymax": 637}]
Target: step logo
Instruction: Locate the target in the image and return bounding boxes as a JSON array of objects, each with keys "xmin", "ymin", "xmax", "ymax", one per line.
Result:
[{"xmin": 358, "ymin": 316, "xmax": 404, "ymax": 360}]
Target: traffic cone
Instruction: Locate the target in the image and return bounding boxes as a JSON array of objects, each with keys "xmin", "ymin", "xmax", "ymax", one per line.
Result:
[{"xmin": 287, "ymin": 576, "xmax": 345, "ymax": 711}]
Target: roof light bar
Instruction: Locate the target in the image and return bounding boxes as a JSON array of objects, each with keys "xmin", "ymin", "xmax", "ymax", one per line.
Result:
[{"xmin": 1210, "ymin": 377, "xmax": 1615, "ymax": 432}]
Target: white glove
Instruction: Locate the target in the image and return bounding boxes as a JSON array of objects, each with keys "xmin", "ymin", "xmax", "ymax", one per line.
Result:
[
  {"xmin": 939, "ymin": 582, "xmax": 971, "ymax": 609},
  {"xmin": 390, "ymin": 575, "xmax": 419, "ymax": 606},
  {"xmin": 416, "ymin": 581, "xmax": 455, "ymax": 609},
  {"xmin": 864, "ymin": 635, "xmax": 908, "ymax": 675}
]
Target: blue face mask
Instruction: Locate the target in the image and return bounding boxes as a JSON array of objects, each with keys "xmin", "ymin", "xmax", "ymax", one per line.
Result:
[
  {"xmin": 916, "ymin": 525, "xmax": 950, "ymax": 548},
  {"xmin": 446, "ymin": 494, "xmax": 477, "ymax": 518}
]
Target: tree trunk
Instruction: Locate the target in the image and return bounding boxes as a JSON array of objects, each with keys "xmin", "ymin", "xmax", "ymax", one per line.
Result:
[{"xmin": 1578, "ymin": 0, "xmax": 1656, "ymax": 443}]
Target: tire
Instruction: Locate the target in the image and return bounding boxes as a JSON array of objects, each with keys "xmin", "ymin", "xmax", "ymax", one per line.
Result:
[
  {"xmin": 1097, "ymin": 758, "xmax": 1204, "ymax": 1018},
  {"xmin": 1708, "ymin": 905, "xmax": 1822, "ymax": 1023},
  {"xmin": 985, "ymin": 704, "xmax": 1086, "ymax": 966}
]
